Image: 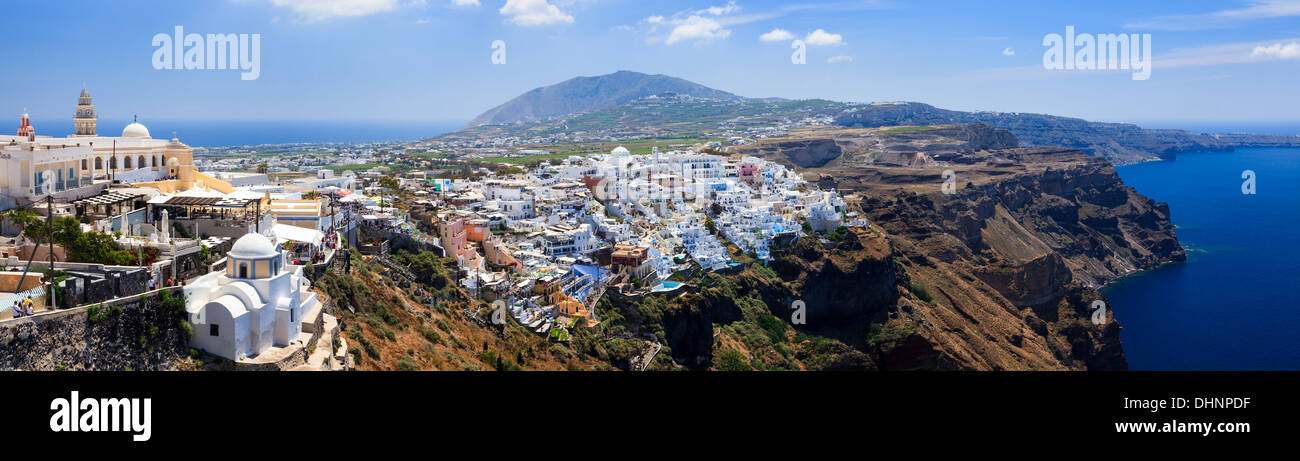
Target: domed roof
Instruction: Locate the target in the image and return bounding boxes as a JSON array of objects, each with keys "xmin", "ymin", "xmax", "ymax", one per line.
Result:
[
  {"xmin": 228, "ymin": 233, "xmax": 278, "ymax": 259},
  {"xmin": 611, "ymin": 146, "xmax": 630, "ymax": 156},
  {"xmin": 122, "ymin": 121, "xmax": 150, "ymax": 138}
]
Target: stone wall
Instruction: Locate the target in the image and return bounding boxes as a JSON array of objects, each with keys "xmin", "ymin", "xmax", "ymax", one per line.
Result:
[
  {"xmin": 55, "ymin": 266, "xmax": 150, "ymax": 308},
  {"xmin": 0, "ymin": 287, "xmax": 190, "ymax": 370}
]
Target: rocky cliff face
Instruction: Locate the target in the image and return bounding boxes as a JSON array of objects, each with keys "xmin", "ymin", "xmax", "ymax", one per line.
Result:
[
  {"xmin": 854, "ymin": 149, "xmax": 1183, "ymax": 370},
  {"xmin": 620, "ymin": 127, "xmax": 1185, "ymax": 371},
  {"xmin": 0, "ymin": 290, "xmax": 191, "ymax": 371}
]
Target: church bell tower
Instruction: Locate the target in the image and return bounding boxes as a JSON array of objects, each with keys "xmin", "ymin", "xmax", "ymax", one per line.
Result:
[{"xmin": 73, "ymin": 86, "xmax": 97, "ymax": 137}]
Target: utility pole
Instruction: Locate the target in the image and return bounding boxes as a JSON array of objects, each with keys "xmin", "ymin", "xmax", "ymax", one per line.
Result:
[
  {"xmin": 46, "ymin": 195, "xmax": 55, "ymax": 308},
  {"xmin": 328, "ymin": 192, "xmax": 336, "ymax": 236}
]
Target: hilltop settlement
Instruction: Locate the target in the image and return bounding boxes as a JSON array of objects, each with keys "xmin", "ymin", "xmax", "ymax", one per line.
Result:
[{"xmin": 1, "ymin": 76, "xmax": 1203, "ymax": 370}]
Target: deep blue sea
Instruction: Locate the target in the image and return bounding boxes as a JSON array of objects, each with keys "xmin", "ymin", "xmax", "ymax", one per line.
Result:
[
  {"xmin": 38, "ymin": 119, "xmax": 462, "ymax": 147},
  {"xmin": 1104, "ymin": 147, "xmax": 1300, "ymax": 370}
]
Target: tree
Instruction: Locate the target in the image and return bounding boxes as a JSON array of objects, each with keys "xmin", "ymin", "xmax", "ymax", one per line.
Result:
[
  {"xmin": 23, "ymin": 216, "xmax": 81, "ymax": 246},
  {"xmin": 1, "ymin": 207, "xmax": 40, "ymax": 237},
  {"xmin": 378, "ymin": 176, "xmax": 401, "ymax": 192},
  {"xmin": 257, "ymin": 162, "xmax": 269, "ymax": 174}
]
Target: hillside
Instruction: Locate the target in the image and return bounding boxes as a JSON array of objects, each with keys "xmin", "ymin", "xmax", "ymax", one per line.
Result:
[
  {"xmin": 834, "ymin": 102, "xmax": 1300, "ymax": 165},
  {"xmin": 465, "ymin": 70, "xmax": 745, "ymax": 127},
  {"xmin": 446, "ymin": 72, "xmax": 1300, "ymax": 167},
  {"xmin": 314, "ymin": 244, "xmax": 640, "ymax": 371},
  {"xmin": 697, "ymin": 125, "xmax": 1188, "ymax": 369}
]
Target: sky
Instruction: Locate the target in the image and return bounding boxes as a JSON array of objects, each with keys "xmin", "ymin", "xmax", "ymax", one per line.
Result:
[{"xmin": 2, "ymin": 0, "xmax": 1299, "ymax": 129}]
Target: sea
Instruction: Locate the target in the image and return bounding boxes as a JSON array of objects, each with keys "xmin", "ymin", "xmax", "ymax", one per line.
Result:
[
  {"xmin": 1104, "ymin": 146, "xmax": 1300, "ymax": 370},
  {"xmin": 38, "ymin": 119, "xmax": 463, "ymax": 147}
]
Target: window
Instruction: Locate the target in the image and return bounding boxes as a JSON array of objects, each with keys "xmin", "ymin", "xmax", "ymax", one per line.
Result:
[
  {"xmin": 239, "ymin": 263, "xmax": 248, "ymax": 279},
  {"xmin": 290, "ymin": 308, "xmax": 294, "ymax": 323},
  {"xmin": 209, "ymin": 324, "xmax": 219, "ymax": 336}
]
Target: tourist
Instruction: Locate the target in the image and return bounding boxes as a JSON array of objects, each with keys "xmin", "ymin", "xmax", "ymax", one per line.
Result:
[
  {"xmin": 23, "ymin": 296, "xmax": 34, "ymax": 316},
  {"xmin": 10, "ymin": 301, "xmax": 21, "ymax": 318},
  {"xmin": 147, "ymin": 278, "xmax": 156, "ymax": 291}
]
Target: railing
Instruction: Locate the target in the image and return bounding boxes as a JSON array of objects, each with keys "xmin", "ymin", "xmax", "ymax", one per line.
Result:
[
  {"xmin": 209, "ymin": 257, "xmax": 228, "ymax": 275},
  {"xmin": 1, "ymin": 286, "xmax": 46, "ymax": 315}
]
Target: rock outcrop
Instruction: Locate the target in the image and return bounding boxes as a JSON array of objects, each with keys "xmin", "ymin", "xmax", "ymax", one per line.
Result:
[
  {"xmin": 623, "ymin": 127, "xmax": 1185, "ymax": 371},
  {"xmin": 0, "ymin": 289, "xmax": 191, "ymax": 371}
]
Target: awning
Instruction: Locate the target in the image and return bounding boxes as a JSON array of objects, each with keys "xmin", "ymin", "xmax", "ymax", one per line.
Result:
[{"xmin": 272, "ymin": 223, "xmax": 324, "ymax": 246}]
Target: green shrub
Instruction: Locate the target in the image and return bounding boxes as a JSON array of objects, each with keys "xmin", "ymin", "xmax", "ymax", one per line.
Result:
[
  {"xmin": 716, "ymin": 349, "xmax": 751, "ymax": 371},
  {"xmin": 756, "ymin": 314, "xmax": 787, "ymax": 343},
  {"xmin": 909, "ymin": 283, "xmax": 933, "ymax": 303},
  {"xmin": 86, "ymin": 304, "xmax": 105, "ymax": 323},
  {"xmin": 420, "ymin": 327, "xmax": 442, "ymax": 345},
  {"xmin": 397, "ymin": 355, "xmax": 420, "ymax": 371}
]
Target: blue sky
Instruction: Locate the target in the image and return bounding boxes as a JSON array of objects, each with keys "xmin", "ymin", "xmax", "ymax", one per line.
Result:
[{"xmin": 3, "ymin": 0, "xmax": 1299, "ymax": 128}]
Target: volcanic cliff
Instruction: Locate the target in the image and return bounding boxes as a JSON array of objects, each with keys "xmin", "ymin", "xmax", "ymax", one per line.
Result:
[{"xmin": 604, "ymin": 124, "xmax": 1187, "ymax": 370}]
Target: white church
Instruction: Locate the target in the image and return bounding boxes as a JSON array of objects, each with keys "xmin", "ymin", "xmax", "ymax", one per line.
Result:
[{"xmin": 183, "ymin": 232, "xmax": 321, "ymax": 361}]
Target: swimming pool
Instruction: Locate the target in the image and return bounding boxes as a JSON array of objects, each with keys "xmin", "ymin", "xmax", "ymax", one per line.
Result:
[{"xmin": 652, "ymin": 281, "xmax": 683, "ymax": 292}]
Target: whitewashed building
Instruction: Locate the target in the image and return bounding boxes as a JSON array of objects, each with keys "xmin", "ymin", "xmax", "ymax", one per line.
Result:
[{"xmin": 183, "ymin": 233, "xmax": 319, "ymax": 361}]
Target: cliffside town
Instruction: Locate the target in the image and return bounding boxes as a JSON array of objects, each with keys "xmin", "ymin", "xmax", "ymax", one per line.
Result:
[{"xmin": 1, "ymin": 84, "xmax": 1189, "ymax": 371}]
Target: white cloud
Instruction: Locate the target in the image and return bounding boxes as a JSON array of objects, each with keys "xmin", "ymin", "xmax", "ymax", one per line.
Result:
[
  {"xmin": 648, "ymin": 2, "xmax": 825, "ymax": 45},
  {"xmin": 450, "ymin": 0, "xmax": 479, "ymax": 6},
  {"xmin": 1158, "ymin": 37, "xmax": 1300, "ymax": 67},
  {"xmin": 1251, "ymin": 41, "xmax": 1300, "ymax": 58},
  {"xmin": 1001, "ymin": 47, "xmax": 1015, "ymax": 56},
  {"xmin": 267, "ymin": 0, "xmax": 400, "ymax": 22},
  {"xmin": 804, "ymin": 29, "xmax": 844, "ymax": 46},
  {"xmin": 699, "ymin": 2, "xmax": 740, "ymax": 16},
  {"xmin": 965, "ymin": 36, "xmax": 1300, "ymax": 82},
  {"xmin": 827, "ymin": 55, "xmax": 854, "ymax": 63},
  {"xmin": 1126, "ymin": 0, "xmax": 1300, "ymax": 30},
  {"xmin": 415, "ymin": 17, "xmax": 431, "ymax": 23},
  {"xmin": 666, "ymin": 15, "xmax": 730, "ymax": 45},
  {"xmin": 759, "ymin": 28, "xmax": 796, "ymax": 42},
  {"xmin": 499, "ymin": 0, "xmax": 573, "ymax": 26}
]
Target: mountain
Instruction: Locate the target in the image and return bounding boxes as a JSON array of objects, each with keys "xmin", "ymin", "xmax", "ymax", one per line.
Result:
[
  {"xmin": 834, "ymin": 102, "xmax": 1300, "ymax": 165},
  {"xmin": 464, "ymin": 70, "xmax": 745, "ymax": 128}
]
